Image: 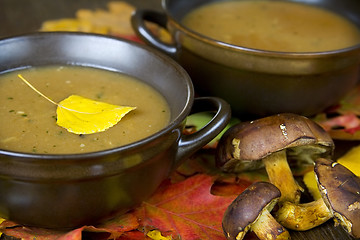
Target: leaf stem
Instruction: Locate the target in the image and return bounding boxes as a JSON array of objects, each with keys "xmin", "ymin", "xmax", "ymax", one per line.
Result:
[
  {"xmin": 18, "ymin": 74, "xmax": 59, "ymax": 106},
  {"xmin": 17, "ymin": 74, "xmax": 134, "ymax": 116}
]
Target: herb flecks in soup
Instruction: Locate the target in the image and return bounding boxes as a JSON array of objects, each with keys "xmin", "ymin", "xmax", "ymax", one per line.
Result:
[
  {"xmin": 182, "ymin": 0, "xmax": 360, "ymax": 52},
  {"xmin": 0, "ymin": 66, "xmax": 170, "ymax": 154}
]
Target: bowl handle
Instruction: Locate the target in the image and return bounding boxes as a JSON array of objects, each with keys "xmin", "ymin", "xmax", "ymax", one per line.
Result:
[
  {"xmin": 174, "ymin": 97, "xmax": 231, "ymax": 169},
  {"xmin": 131, "ymin": 9, "xmax": 177, "ymax": 56}
]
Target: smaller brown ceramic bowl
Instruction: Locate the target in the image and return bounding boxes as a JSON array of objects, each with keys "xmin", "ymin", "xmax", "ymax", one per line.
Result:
[
  {"xmin": 132, "ymin": 0, "xmax": 360, "ymax": 117},
  {"xmin": 0, "ymin": 32, "xmax": 231, "ymax": 228}
]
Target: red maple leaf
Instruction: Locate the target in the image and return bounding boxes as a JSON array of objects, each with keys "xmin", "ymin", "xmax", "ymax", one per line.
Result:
[{"xmin": 133, "ymin": 174, "xmax": 237, "ymax": 240}]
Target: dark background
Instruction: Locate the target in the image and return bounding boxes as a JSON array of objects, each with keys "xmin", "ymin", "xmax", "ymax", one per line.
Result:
[{"xmin": 0, "ymin": 0, "xmax": 161, "ymax": 38}]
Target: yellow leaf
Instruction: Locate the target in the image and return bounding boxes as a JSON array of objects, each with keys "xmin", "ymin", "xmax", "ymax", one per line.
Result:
[
  {"xmin": 337, "ymin": 145, "xmax": 360, "ymax": 176},
  {"xmin": 18, "ymin": 74, "xmax": 135, "ymax": 135},
  {"xmin": 57, "ymin": 95, "xmax": 135, "ymax": 134},
  {"xmin": 0, "ymin": 217, "xmax": 4, "ymax": 237},
  {"xmin": 147, "ymin": 230, "xmax": 172, "ymax": 240},
  {"xmin": 303, "ymin": 145, "xmax": 360, "ymax": 201},
  {"xmin": 303, "ymin": 169, "xmax": 322, "ymax": 200}
]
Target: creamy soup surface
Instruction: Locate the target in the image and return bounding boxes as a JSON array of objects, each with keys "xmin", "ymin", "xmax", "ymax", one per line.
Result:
[
  {"xmin": 0, "ymin": 66, "xmax": 170, "ymax": 154},
  {"xmin": 182, "ymin": 0, "xmax": 360, "ymax": 52}
]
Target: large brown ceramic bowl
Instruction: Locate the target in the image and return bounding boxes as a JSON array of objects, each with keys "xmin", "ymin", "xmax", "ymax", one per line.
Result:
[
  {"xmin": 0, "ymin": 32, "xmax": 231, "ymax": 228},
  {"xmin": 132, "ymin": 0, "xmax": 360, "ymax": 117}
]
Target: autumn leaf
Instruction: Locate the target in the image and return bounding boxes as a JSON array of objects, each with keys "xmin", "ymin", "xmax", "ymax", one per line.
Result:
[
  {"xmin": 337, "ymin": 85, "xmax": 360, "ymax": 116},
  {"xmin": 0, "ymin": 173, "xmax": 257, "ymax": 240},
  {"xmin": 312, "ymin": 85, "xmax": 360, "ymax": 140},
  {"xmin": 184, "ymin": 113, "xmax": 240, "ymax": 149},
  {"xmin": 134, "ymin": 174, "xmax": 237, "ymax": 240},
  {"xmin": 119, "ymin": 230, "xmax": 149, "ymax": 240},
  {"xmin": 337, "ymin": 145, "xmax": 360, "ymax": 176},
  {"xmin": 56, "ymin": 95, "xmax": 135, "ymax": 134},
  {"xmin": 146, "ymin": 229, "xmax": 172, "ymax": 240},
  {"xmin": 171, "ymin": 150, "xmax": 221, "ymax": 182},
  {"xmin": 18, "ymin": 74, "xmax": 135, "ymax": 135},
  {"xmin": 0, "ymin": 212, "xmax": 139, "ymax": 240},
  {"xmin": 211, "ymin": 176, "xmax": 257, "ymax": 197},
  {"xmin": 303, "ymin": 146, "xmax": 360, "ymax": 202},
  {"xmin": 172, "ymin": 149, "xmax": 268, "ymax": 184},
  {"xmin": 303, "ymin": 169, "xmax": 322, "ymax": 200}
]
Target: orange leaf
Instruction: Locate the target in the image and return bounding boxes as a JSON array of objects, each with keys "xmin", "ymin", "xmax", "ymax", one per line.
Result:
[
  {"xmin": 211, "ymin": 177, "xmax": 253, "ymax": 197},
  {"xmin": 134, "ymin": 174, "xmax": 236, "ymax": 240},
  {"xmin": 0, "ymin": 213, "xmax": 139, "ymax": 240}
]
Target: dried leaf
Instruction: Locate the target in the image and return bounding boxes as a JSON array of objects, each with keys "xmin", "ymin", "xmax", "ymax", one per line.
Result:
[
  {"xmin": 211, "ymin": 176, "xmax": 257, "ymax": 197},
  {"xmin": 172, "ymin": 151, "xmax": 221, "ymax": 182},
  {"xmin": 57, "ymin": 95, "xmax": 135, "ymax": 134},
  {"xmin": 184, "ymin": 113, "xmax": 240, "ymax": 149},
  {"xmin": 0, "ymin": 173, "xmax": 259, "ymax": 240},
  {"xmin": 172, "ymin": 149, "xmax": 267, "ymax": 184},
  {"xmin": 312, "ymin": 85, "xmax": 360, "ymax": 140},
  {"xmin": 303, "ymin": 147, "xmax": 360, "ymax": 201},
  {"xmin": 119, "ymin": 230, "xmax": 149, "ymax": 240},
  {"xmin": 303, "ymin": 169, "xmax": 322, "ymax": 200},
  {"xmin": 337, "ymin": 145, "xmax": 360, "ymax": 176},
  {"xmin": 337, "ymin": 85, "xmax": 360, "ymax": 116},
  {"xmin": 0, "ymin": 213, "xmax": 139, "ymax": 240},
  {"xmin": 134, "ymin": 174, "xmax": 236, "ymax": 240},
  {"xmin": 40, "ymin": 1, "xmax": 136, "ymax": 36},
  {"xmin": 147, "ymin": 230, "xmax": 172, "ymax": 240}
]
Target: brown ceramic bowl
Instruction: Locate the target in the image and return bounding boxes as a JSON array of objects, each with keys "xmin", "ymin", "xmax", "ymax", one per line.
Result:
[
  {"xmin": 0, "ymin": 32, "xmax": 231, "ymax": 228},
  {"xmin": 132, "ymin": 0, "xmax": 360, "ymax": 118}
]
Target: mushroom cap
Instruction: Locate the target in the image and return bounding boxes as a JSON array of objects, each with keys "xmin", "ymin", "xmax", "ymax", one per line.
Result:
[
  {"xmin": 315, "ymin": 158, "xmax": 360, "ymax": 238},
  {"xmin": 216, "ymin": 113, "xmax": 334, "ymax": 172},
  {"xmin": 222, "ymin": 181, "xmax": 281, "ymax": 240}
]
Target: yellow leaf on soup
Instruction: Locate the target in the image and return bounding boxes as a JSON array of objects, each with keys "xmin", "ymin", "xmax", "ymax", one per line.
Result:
[
  {"xmin": 18, "ymin": 74, "xmax": 135, "ymax": 135},
  {"xmin": 57, "ymin": 95, "xmax": 135, "ymax": 134}
]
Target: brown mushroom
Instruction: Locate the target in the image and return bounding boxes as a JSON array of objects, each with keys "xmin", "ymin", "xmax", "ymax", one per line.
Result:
[
  {"xmin": 216, "ymin": 113, "xmax": 334, "ymax": 203},
  {"xmin": 222, "ymin": 181, "xmax": 290, "ymax": 240},
  {"xmin": 275, "ymin": 158, "xmax": 360, "ymax": 238}
]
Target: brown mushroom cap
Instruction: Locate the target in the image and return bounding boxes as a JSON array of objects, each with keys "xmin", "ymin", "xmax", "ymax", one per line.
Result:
[
  {"xmin": 315, "ymin": 158, "xmax": 360, "ymax": 238},
  {"xmin": 216, "ymin": 113, "xmax": 334, "ymax": 172},
  {"xmin": 222, "ymin": 181, "xmax": 289, "ymax": 240}
]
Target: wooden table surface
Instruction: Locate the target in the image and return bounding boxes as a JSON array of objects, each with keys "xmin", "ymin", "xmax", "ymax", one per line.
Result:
[{"xmin": 0, "ymin": 0, "xmax": 357, "ymax": 239}]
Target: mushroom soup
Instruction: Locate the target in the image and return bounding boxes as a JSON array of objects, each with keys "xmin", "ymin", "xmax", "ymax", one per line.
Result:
[
  {"xmin": 0, "ymin": 65, "xmax": 170, "ymax": 154},
  {"xmin": 182, "ymin": 0, "xmax": 360, "ymax": 52}
]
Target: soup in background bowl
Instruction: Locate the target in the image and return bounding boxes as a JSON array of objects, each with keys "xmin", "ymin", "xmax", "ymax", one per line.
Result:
[
  {"xmin": 0, "ymin": 32, "xmax": 231, "ymax": 228},
  {"xmin": 132, "ymin": 0, "xmax": 360, "ymax": 117},
  {"xmin": 182, "ymin": 0, "xmax": 360, "ymax": 52}
]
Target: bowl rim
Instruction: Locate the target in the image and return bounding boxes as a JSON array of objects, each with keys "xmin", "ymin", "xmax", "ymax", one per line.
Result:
[{"xmin": 0, "ymin": 31, "xmax": 194, "ymax": 163}]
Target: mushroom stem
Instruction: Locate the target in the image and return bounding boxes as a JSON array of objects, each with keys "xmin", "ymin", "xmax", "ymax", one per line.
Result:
[
  {"xmin": 222, "ymin": 182, "xmax": 290, "ymax": 240},
  {"xmin": 263, "ymin": 150, "xmax": 303, "ymax": 203},
  {"xmin": 275, "ymin": 198, "xmax": 332, "ymax": 231},
  {"xmin": 252, "ymin": 209, "xmax": 291, "ymax": 240}
]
